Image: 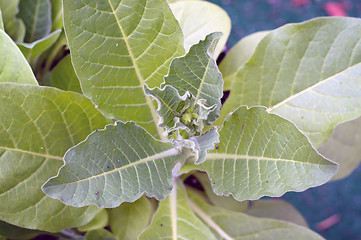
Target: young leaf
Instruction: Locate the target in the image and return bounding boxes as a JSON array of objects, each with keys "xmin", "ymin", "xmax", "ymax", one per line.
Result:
[
  {"xmin": 198, "ymin": 106, "xmax": 337, "ymax": 202},
  {"xmin": 0, "ymin": 83, "xmax": 110, "ymax": 231},
  {"xmin": 78, "ymin": 209, "xmax": 108, "ymax": 232},
  {"xmin": 221, "ymin": 17, "xmax": 361, "ymax": 147},
  {"xmin": 188, "ymin": 191, "xmax": 324, "ymax": 240},
  {"xmin": 219, "ymin": 31, "xmax": 269, "ymax": 91},
  {"xmin": 50, "ymin": 0, "xmax": 62, "ymax": 30},
  {"xmin": 43, "ymin": 122, "xmax": 184, "ymax": 208},
  {"xmin": 0, "ymin": 29, "xmax": 37, "ymax": 85},
  {"xmin": 85, "ymin": 229, "xmax": 117, "ymax": 240},
  {"xmin": 17, "ymin": 0, "xmax": 52, "ymax": 43},
  {"xmin": 0, "ymin": 0, "xmax": 19, "ymax": 39},
  {"xmin": 63, "ymin": 0, "xmax": 185, "ymax": 137},
  {"xmin": 139, "ymin": 180, "xmax": 217, "ymax": 240},
  {"xmin": 18, "ymin": 29, "xmax": 61, "ymax": 60},
  {"xmin": 169, "ymin": 1, "xmax": 231, "ymax": 58},
  {"xmin": 147, "ymin": 32, "xmax": 223, "ymax": 133},
  {"xmin": 0, "ymin": 8, "xmax": 4, "ymax": 31},
  {"xmin": 51, "ymin": 54, "xmax": 82, "ymax": 93},
  {"xmin": 318, "ymin": 115, "xmax": 361, "ymax": 180},
  {"xmin": 109, "ymin": 196, "xmax": 153, "ymax": 240}
]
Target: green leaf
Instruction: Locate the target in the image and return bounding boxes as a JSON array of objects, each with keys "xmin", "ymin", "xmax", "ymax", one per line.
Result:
[
  {"xmin": 245, "ymin": 199, "xmax": 308, "ymax": 227},
  {"xmin": 219, "ymin": 31, "xmax": 269, "ymax": 91},
  {"xmin": 318, "ymin": 115, "xmax": 361, "ymax": 180},
  {"xmin": 50, "ymin": 0, "xmax": 62, "ymax": 30},
  {"xmin": 78, "ymin": 209, "xmax": 108, "ymax": 232},
  {"xmin": 221, "ymin": 17, "xmax": 361, "ymax": 147},
  {"xmin": 198, "ymin": 106, "xmax": 337, "ymax": 201},
  {"xmin": 64, "ymin": 0, "xmax": 185, "ymax": 138},
  {"xmin": 51, "ymin": 54, "xmax": 82, "ymax": 93},
  {"xmin": 155, "ymin": 32, "xmax": 223, "ymax": 129},
  {"xmin": 0, "ymin": 29, "xmax": 37, "ymax": 85},
  {"xmin": 43, "ymin": 122, "xmax": 183, "ymax": 208},
  {"xmin": 17, "ymin": 0, "xmax": 52, "ymax": 43},
  {"xmin": 18, "ymin": 29, "xmax": 61, "ymax": 60},
  {"xmin": 188, "ymin": 191, "xmax": 324, "ymax": 240},
  {"xmin": 139, "ymin": 180, "xmax": 217, "ymax": 240},
  {"xmin": 109, "ymin": 196, "xmax": 153, "ymax": 240},
  {"xmin": 0, "ymin": 0, "xmax": 19, "ymax": 39},
  {"xmin": 0, "ymin": 8, "xmax": 4, "ymax": 31},
  {"xmin": 0, "ymin": 220, "xmax": 43, "ymax": 239},
  {"xmin": 169, "ymin": 1, "xmax": 231, "ymax": 58},
  {"xmin": 0, "ymin": 83, "xmax": 110, "ymax": 231},
  {"xmin": 85, "ymin": 229, "xmax": 117, "ymax": 240}
]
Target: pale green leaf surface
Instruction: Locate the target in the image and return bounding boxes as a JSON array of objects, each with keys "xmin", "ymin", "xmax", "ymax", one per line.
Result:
[
  {"xmin": 269, "ymin": 63, "xmax": 361, "ymax": 147},
  {"xmin": 221, "ymin": 17, "xmax": 361, "ymax": 146},
  {"xmin": 64, "ymin": 0, "xmax": 185, "ymax": 137},
  {"xmin": 220, "ymin": 31, "xmax": 269, "ymax": 91},
  {"xmin": 0, "ymin": 29, "xmax": 37, "ymax": 85},
  {"xmin": 51, "ymin": 54, "xmax": 82, "ymax": 93},
  {"xmin": 0, "ymin": 83, "xmax": 110, "ymax": 231},
  {"xmin": 245, "ymin": 199, "xmax": 308, "ymax": 227},
  {"xmin": 170, "ymin": 1, "xmax": 230, "ymax": 58},
  {"xmin": 199, "ymin": 106, "xmax": 337, "ymax": 201},
  {"xmin": 51, "ymin": 0, "xmax": 62, "ymax": 30},
  {"xmin": 188, "ymin": 191, "xmax": 324, "ymax": 240},
  {"xmin": 0, "ymin": 9, "xmax": 4, "ymax": 31},
  {"xmin": 318, "ymin": 115, "xmax": 361, "ymax": 180},
  {"xmin": 109, "ymin": 196, "xmax": 153, "ymax": 240},
  {"xmin": 18, "ymin": 29, "xmax": 61, "ymax": 60},
  {"xmin": 43, "ymin": 122, "xmax": 183, "ymax": 208},
  {"xmin": 18, "ymin": 0, "xmax": 52, "ymax": 43},
  {"xmin": 0, "ymin": 0, "xmax": 19, "ymax": 39},
  {"xmin": 139, "ymin": 181, "xmax": 217, "ymax": 240},
  {"xmin": 85, "ymin": 229, "xmax": 117, "ymax": 240},
  {"xmin": 162, "ymin": 32, "xmax": 223, "ymax": 125},
  {"xmin": 78, "ymin": 209, "xmax": 108, "ymax": 232}
]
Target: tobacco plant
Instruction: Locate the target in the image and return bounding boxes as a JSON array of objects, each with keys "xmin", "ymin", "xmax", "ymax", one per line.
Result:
[{"xmin": 1, "ymin": 0, "xmax": 361, "ymax": 239}]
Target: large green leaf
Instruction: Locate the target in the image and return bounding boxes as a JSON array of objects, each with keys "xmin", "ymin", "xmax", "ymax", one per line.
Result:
[
  {"xmin": 17, "ymin": 0, "xmax": 52, "ymax": 43},
  {"xmin": 139, "ymin": 181, "xmax": 217, "ymax": 240},
  {"xmin": 51, "ymin": 54, "xmax": 82, "ymax": 93},
  {"xmin": 145, "ymin": 32, "xmax": 223, "ymax": 134},
  {"xmin": 43, "ymin": 122, "xmax": 184, "ymax": 208},
  {"xmin": 0, "ymin": 83, "xmax": 110, "ymax": 231},
  {"xmin": 0, "ymin": 220, "xmax": 43, "ymax": 239},
  {"xmin": 169, "ymin": 1, "xmax": 230, "ymax": 58},
  {"xmin": 18, "ymin": 29, "xmax": 61, "ymax": 61},
  {"xmin": 64, "ymin": 0, "xmax": 185, "ymax": 138},
  {"xmin": 318, "ymin": 115, "xmax": 361, "ymax": 180},
  {"xmin": 219, "ymin": 31, "xmax": 269, "ymax": 91},
  {"xmin": 109, "ymin": 196, "xmax": 153, "ymax": 240},
  {"xmin": 188, "ymin": 191, "xmax": 324, "ymax": 240},
  {"xmin": 221, "ymin": 17, "xmax": 361, "ymax": 147},
  {"xmin": 0, "ymin": 0, "xmax": 19, "ymax": 39},
  {"xmin": 199, "ymin": 106, "xmax": 337, "ymax": 201},
  {"xmin": 0, "ymin": 29, "xmax": 37, "ymax": 85}
]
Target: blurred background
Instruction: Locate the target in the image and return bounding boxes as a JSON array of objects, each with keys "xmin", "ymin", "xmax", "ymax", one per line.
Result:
[{"xmin": 207, "ymin": 0, "xmax": 361, "ymax": 239}]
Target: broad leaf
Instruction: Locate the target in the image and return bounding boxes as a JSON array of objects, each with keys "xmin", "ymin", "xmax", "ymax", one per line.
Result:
[
  {"xmin": 244, "ymin": 199, "xmax": 308, "ymax": 227},
  {"xmin": 147, "ymin": 32, "xmax": 223, "ymax": 132},
  {"xmin": 64, "ymin": 0, "xmax": 185, "ymax": 137},
  {"xmin": 0, "ymin": 220, "xmax": 43, "ymax": 239},
  {"xmin": 318, "ymin": 115, "xmax": 361, "ymax": 180},
  {"xmin": 109, "ymin": 196, "xmax": 153, "ymax": 240},
  {"xmin": 199, "ymin": 106, "xmax": 337, "ymax": 201},
  {"xmin": 221, "ymin": 17, "xmax": 361, "ymax": 147},
  {"xmin": 85, "ymin": 229, "xmax": 117, "ymax": 240},
  {"xmin": 78, "ymin": 209, "xmax": 108, "ymax": 232},
  {"xmin": 139, "ymin": 181, "xmax": 217, "ymax": 240},
  {"xmin": 18, "ymin": 0, "xmax": 52, "ymax": 43},
  {"xmin": 43, "ymin": 122, "xmax": 183, "ymax": 208},
  {"xmin": 0, "ymin": 29, "xmax": 37, "ymax": 85},
  {"xmin": 169, "ymin": 1, "xmax": 231, "ymax": 58},
  {"xmin": 18, "ymin": 30, "xmax": 61, "ymax": 60},
  {"xmin": 0, "ymin": 0, "xmax": 19, "ymax": 39},
  {"xmin": 188, "ymin": 191, "xmax": 324, "ymax": 240},
  {"xmin": 219, "ymin": 31, "xmax": 269, "ymax": 91},
  {"xmin": 0, "ymin": 83, "xmax": 109, "ymax": 231},
  {"xmin": 51, "ymin": 54, "xmax": 82, "ymax": 93}
]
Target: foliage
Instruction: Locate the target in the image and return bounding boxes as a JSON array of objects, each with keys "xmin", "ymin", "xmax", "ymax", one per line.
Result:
[{"xmin": 0, "ymin": 0, "xmax": 360, "ymax": 239}]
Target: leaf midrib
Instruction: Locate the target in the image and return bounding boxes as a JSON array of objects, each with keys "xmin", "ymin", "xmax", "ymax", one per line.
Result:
[
  {"xmin": 0, "ymin": 146, "xmax": 63, "ymax": 160},
  {"xmin": 107, "ymin": 0, "xmax": 164, "ymax": 140}
]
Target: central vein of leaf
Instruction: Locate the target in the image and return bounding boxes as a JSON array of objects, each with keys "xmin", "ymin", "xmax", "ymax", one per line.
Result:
[
  {"xmin": 194, "ymin": 59, "xmax": 211, "ymax": 104},
  {"xmin": 107, "ymin": 0, "xmax": 164, "ymax": 140},
  {"xmin": 170, "ymin": 181, "xmax": 178, "ymax": 240},
  {"xmin": 0, "ymin": 146, "xmax": 63, "ymax": 161}
]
